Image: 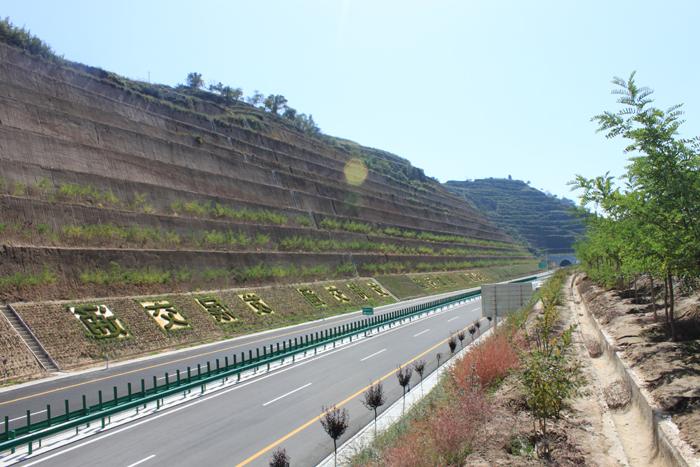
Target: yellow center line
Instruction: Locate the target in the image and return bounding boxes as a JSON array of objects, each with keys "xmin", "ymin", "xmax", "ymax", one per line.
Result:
[
  {"xmin": 0, "ymin": 312, "xmax": 366, "ymax": 407},
  {"xmin": 235, "ymin": 324, "xmax": 470, "ymax": 467}
]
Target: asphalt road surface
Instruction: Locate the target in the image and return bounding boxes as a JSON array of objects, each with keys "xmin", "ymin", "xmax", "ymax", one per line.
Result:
[
  {"xmin": 7, "ymin": 293, "xmax": 488, "ymax": 466},
  {"xmin": 0, "ymin": 292, "xmax": 487, "ymax": 465}
]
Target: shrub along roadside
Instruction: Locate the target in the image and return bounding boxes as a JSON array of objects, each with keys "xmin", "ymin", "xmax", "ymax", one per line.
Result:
[
  {"xmin": 350, "ymin": 319, "xmax": 524, "ymax": 465},
  {"xmin": 349, "ymin": 270, "xmax": 571, "ymax": 466}
]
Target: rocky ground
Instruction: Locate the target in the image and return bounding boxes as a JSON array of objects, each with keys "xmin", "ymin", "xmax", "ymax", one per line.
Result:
[{"xmin": 577, "ymin": 276, "xmax": 700, "ymax": 456}]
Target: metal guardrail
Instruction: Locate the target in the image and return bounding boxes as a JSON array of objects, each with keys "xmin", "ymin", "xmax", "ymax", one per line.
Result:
[{"xmin": 0, "ymin": 288, "xmax": 482, "ymax": 455}]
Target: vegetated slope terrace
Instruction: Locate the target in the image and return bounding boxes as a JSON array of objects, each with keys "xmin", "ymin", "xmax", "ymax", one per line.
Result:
[
  {"xmin": 0, "ymin": 40, "xmax": 533, "ymax": 303},
  {"xmin": 445, "ymin": 178, "xmax": 584, "ymax": 255}
]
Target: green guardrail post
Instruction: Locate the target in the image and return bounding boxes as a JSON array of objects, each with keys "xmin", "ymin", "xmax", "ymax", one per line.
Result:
[
  {"xmin": 83, "ymin": 394, "xmax": 89, "ymax": 426},
  {"xmin": 233, "ymin": 355, "xmax": 237, "ymax": 367},
  {"xmin": 4, "ymin": 415, "xmax": 8, "ymax": 437},
  {"xmin": 46, "ymin": 404, "xmax": 51, "ymax": 426},
  {"xmin": 248, "ymin": 350, "xmax": 253, "ymax": 361},
  {"xmin": 152, "ymin": 375, "xmax": 157, "ymax": 393},
  {"xmin": 64, "ymin": 399, "xmax": 70, "ymax": 423},
  {"xmin": 216, "ymin": 358, "xmax": 220, "ymax": 373},
  {"xmin": 128, "ymin": 382, "xmax": 133, "ymax": 401},
  {"xmin": 113, "ymin": 386, "xmax": 118, "ymax": 407},
  {"xmin": 276, "ymin": 342, "xmax": 280, "ymax": 353},
  {"xmin": 26, "ymin": 410, "xmax": 30, "ymax": 431},
  {"xmin": 176, "ymin": 369, "xmax": 181, "ymax": 386},
  {"xmin": 263, "ymin": 346, "xmax": 267, "ymax": 357},
  {"xmin": 206, "ymin": 361, "xmax": 211, "ymax": 375},
  {"xmin": 294, "ymin": 337, "xmax": 298, "ymax": 347},
  {"xmin": 225, "ymin": 356, "xmax": 229, "ymax": 369},
  {"xmin": 164, "ymin": 372, "xmax": 170, "ymax": 389},
  {"xmin": 141, "ymin": 378, "xmax": 146, "ymax": 399},
  {"xmin": 8, "ymin": 429, "xmax": 15, "ymax": 454}
]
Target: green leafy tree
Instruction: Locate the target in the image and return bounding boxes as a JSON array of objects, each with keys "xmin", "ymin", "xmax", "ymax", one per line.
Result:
[
  {"xmin": 282, "ymin": 106, "xmax": 297, "ymax": 120},
  {"xmin": 264, "ymin": 94, "xmax": 288, "ymax": 114},
  {"xmin": 572, "ymin": 72, "xmax": 700, "ymax": 341},
  {"xmin": 208, "ymin": 81, "xmax": 224, "ymax": 93},
  {"xmin": 186, "ymin": 72, "xmax": 204, "ymax": 89},
  {"xmin": 247, "ymin": 90, "xmax": 264, "ymax": 106},
  {"xmin": 221, "ymin": 86, "xmax": 243, "ymax": 103}
]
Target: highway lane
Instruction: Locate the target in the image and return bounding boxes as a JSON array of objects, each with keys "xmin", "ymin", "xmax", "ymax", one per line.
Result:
[
  {"xmin": 0, "ymin": 287, "xmax": 477, "ymax": 429},
  {"xmin": 13, "ymin": 296, "xmax": 487, "ymax": 467}
]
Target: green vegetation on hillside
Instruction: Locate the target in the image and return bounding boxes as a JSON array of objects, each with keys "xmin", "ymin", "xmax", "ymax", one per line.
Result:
[
  {"xmin": 445, "ymin": 178, "xmax": 584, "ymax": 254},
  {"xmin": 318, "ymin": 218, "xmax": 520, "ymax": 250},
  {"xmin": 573, "ymin": 72, "xmax": 700, "ymax": 342}
]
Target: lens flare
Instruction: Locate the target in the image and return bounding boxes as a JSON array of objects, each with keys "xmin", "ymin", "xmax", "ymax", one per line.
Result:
[{"xmin": 344, "ymin": 158, "xmax": 368, "ymax": 186}]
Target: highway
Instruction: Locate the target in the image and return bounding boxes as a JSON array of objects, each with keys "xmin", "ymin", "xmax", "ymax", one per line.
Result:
[{"xmin": 5, "ymin": 292, "xmax": 488, "ymax": 466}]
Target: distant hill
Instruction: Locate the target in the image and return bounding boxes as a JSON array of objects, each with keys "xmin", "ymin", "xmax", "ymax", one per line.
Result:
[{"xmin": 444, "ymin": 178, "xmax": 584, "ymax": 254}]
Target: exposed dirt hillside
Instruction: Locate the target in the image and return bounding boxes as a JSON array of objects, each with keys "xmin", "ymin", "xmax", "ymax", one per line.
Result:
[{"xmin": 0, "ymin": 39, "xmax": 535, "ymax": 302}]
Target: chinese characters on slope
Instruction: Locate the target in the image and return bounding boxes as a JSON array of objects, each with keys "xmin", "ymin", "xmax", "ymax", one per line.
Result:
[{"xmin": 67, "ymin": 282, "xmax": 389, "ymax": 337}]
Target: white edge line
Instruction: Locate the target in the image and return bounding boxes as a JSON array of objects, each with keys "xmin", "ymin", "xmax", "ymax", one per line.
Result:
[
  {"xmin": 360, "ymin": 348, "xmax": 386, "ymax": 362},
  {"xmin": 447, "ymin": 316, "xmax": 459, "ymax": 322},
  {"xmin": 126, "ymin": 453, "xmax": 156, "ymax": 467},
  {"xmin": 9, "ymin": 409, "xmax": 47, "ymax": 423},
  {"xmin": 262, "ymin": 383, "xmax": 312, "ymax": 407},
  {"xmin": 412, "ymin": 329, "xmax": 430, "ymax": 337}
]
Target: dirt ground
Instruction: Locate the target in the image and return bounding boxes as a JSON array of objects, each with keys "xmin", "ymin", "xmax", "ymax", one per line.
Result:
[
  {"xmin": 460, "ymin": 273, "xmax": 700, "ymax": 466},
  {"xmin": 577, "ymin": 276, "xmax": 700, "ymax": 456}
]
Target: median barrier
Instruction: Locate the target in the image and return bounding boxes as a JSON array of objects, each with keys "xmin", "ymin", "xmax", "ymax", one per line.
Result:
[{"xmin": 0, "ymin": 287, "xmax": 483, "ymax": 457}]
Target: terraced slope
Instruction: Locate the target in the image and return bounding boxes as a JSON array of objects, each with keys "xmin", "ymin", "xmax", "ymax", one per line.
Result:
[
  {"xmin": 0, "ymin": 41, "xmax": 533, "ymax": 303},
  {"xmin": 445, "ymin": 178, "xmax": 584, "ymax": 254}
]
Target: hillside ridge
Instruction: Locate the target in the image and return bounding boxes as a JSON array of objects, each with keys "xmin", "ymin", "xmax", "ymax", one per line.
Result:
[
  {"xmin": 0, "ymin": 33, "xmax": 534, "ymax": 303},
  {"xmin": 445, "ymin": 177, "xmax": 583, "ymax": 254}
]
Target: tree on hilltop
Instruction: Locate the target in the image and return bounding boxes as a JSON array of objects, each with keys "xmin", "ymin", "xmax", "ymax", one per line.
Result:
[
  {"xmin": 264, "ymin": 94, "xmax": 288, "ymax": 114},
  {"xmin": 186, "ymin": 72, "xmax": 204, "ymax": 89}
]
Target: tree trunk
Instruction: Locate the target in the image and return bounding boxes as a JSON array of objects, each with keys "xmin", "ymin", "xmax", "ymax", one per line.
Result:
[
  {"xmin": 374, "ymin": 409, "xmax": 377, "ymax": 438},
  {"xmin": 663, "ymin": 276, "xmax": 670, "ymax": 336},
  {"xmin": 668, "ymin": 271, "xmax": 677, "ymax": 341},
  {"xmin": 649, "ymin": 274, "xmax": 657, "ymax": 320},
  {"xmin": 333, "ymin": 439, "xmax": 337, "ymax": 467}
]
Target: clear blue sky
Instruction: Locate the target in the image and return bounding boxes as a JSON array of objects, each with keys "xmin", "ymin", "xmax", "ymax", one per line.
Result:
[{"xmin": 3, "ymin": 1, "xmax": 698, "ymax": 199}]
